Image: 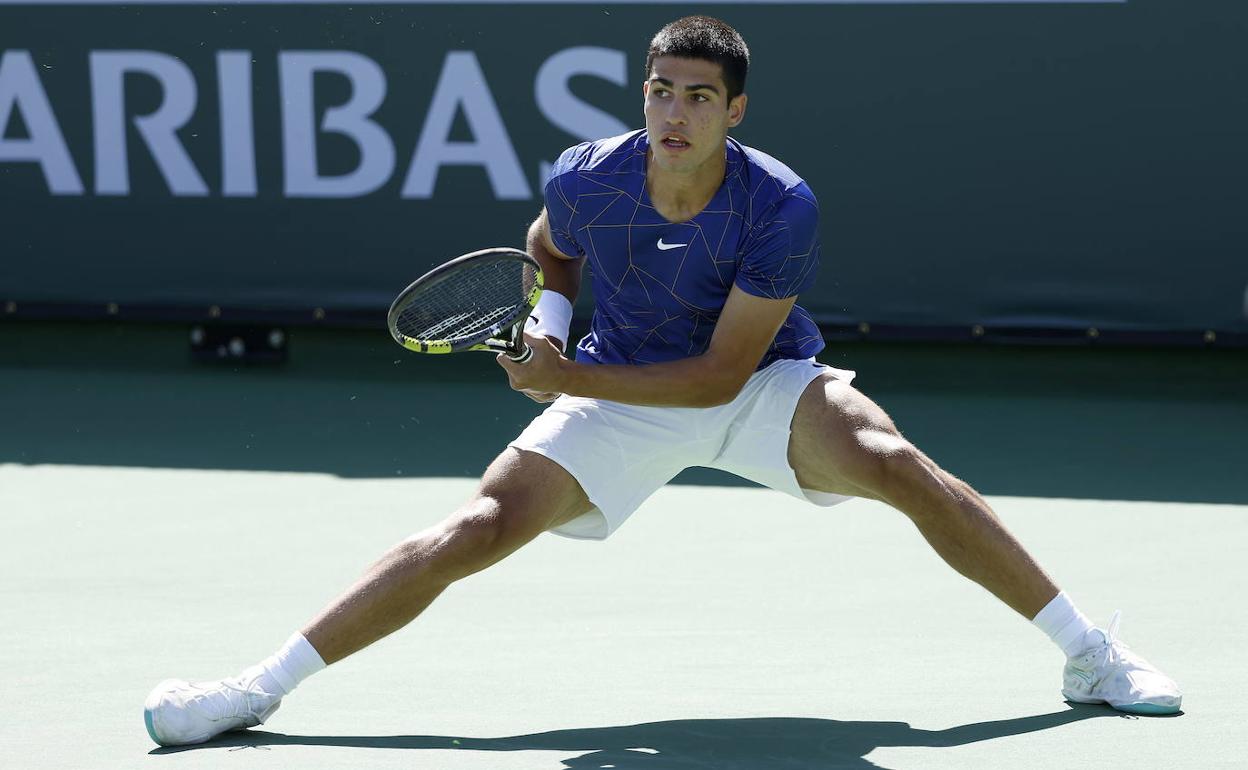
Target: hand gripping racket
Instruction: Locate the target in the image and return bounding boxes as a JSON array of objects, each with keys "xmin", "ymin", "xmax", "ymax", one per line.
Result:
[{"xmin": 387, "ymin": 247, "xmax": 544, "ymax": 364}]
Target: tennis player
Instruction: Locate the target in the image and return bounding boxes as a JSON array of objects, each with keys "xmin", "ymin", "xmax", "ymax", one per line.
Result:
[{"xmin": 144, "ymin": 16, "xmax": 1181, "ymax": 746}]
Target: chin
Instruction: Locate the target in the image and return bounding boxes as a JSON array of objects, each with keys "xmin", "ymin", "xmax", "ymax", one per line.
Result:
[{"xmin": 654, "ymin": 153, "xmax": 698, "ymax": 174}]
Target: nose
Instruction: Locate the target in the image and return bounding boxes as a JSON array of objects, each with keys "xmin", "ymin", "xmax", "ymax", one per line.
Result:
[{"xmin": 663, "ymin": 99, "xmax": 687, "ymax": 127}]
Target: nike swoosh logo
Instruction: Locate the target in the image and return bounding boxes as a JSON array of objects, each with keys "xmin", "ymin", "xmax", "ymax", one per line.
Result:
[
  {"xmin": 657, "ymin": 239, "xmax": 686, "ymax": 251},
  {"xmin": 1069, "ymin": 669, "xmax": 1094, "ymax": 685}
]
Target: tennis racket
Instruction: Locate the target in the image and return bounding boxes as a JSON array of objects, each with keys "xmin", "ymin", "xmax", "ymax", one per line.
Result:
[{"xmin": 387, "ymin": 247, "xmax": 544, "ymax": 364}]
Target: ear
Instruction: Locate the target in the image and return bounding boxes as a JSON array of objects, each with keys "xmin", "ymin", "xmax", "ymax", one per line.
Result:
[{"xmin": 726, "ymin": 93, "xmax": 748, "ymax": 128}]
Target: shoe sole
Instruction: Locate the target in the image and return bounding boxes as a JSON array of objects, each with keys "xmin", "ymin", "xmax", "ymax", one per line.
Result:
[
  {"xmin": 143, "ymin": 707, "xmax": 160, "ymax": 744},
  {"xmin": 1113, "ymin": 701, "xmax": 1182, "ymax": 715},
  {"xmin": 1064, "ymin": 691, "xmax": 1181, "ymax": 715},
  {"xmin": 143, "ymin": 678, "xmax": 185, "ymax": 746}
]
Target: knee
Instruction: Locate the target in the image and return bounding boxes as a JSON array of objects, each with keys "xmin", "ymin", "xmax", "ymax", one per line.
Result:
[
  {"xmin": 446, "ymin": 493, "xmax": 522, "ymax": 553},
  {"xmin": 881, "ymin": 447, "xmax": 967, "ymax": 522},
  {"xmin": 428, "ymin": 491, "xmax": 539, "ymax": 574},
  {"xmin": 854, "ymin": 431, "xmax": 945, "ymax": 507}
]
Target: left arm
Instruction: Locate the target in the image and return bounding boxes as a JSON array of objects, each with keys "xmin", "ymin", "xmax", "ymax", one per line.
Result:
[{"xmin": 498, "ymin": 286, "xmax": 796, "ymax": 408}]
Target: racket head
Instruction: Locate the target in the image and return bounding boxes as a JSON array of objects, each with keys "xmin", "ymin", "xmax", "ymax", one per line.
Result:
[{"xmin": 387, "ymin": 247, "xmax": 543, "ymax": 356}]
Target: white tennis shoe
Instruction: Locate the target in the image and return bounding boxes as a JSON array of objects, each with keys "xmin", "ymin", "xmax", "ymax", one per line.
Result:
[
  {"xmin": 144, "ymin": 672, "xmax": 282, "ymax": 746},
  {"xmin": 1062, "ymin": 611, "xmax": 1182, "ymax": 715}
]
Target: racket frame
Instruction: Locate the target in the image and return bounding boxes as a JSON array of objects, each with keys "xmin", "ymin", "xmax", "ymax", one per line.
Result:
[{"xmin": 387, "ymin": 247, "xmax": 544, "ymax": 362}]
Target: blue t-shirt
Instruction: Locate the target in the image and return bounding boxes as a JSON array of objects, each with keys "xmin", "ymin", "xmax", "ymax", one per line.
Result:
[{"xmin": 544, "ymin": 129, "xmax": 824, "ymax": 369}]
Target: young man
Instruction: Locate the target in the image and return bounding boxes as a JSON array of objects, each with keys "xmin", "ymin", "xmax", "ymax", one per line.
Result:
[{"xmin": 144, "ymin": 16, "xmax": 1180, "ymax": 747}]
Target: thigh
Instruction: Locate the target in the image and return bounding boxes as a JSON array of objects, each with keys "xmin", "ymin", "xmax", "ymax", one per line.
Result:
[
  {"xmin": 473, "ymin": 446, "xmax": 595, "ymax": 540},
  {"xmin": 707, "ymin": 359, "xmax": 855, "ymax": 507},
  {"xmin": 417, "ymin": 447, "xmax": 595, "ymax": 586},
  {"xmin": 787, "ymin": 373, "xmax": 911, "ymax": 500},
  {"xmin": 509, "ymin": 396, "xmax": 709, "ymax": 539}
]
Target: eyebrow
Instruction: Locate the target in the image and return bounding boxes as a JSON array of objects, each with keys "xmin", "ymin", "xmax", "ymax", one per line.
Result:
[{"xmin": 649, "ymin": 76, "xmax": 721, "ymax": 95}]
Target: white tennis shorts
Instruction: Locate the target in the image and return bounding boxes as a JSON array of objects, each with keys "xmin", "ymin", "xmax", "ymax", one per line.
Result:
[{"xmin": 509, "ymin": 358, "xmax": 857, "ymax": 540}]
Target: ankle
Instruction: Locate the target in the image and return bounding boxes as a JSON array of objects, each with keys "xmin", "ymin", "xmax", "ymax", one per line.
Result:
[
  {"xmin": 1032, "ymin": 591, "xmax": 1097, "ymax": 657},
  {"xmin": 248, "ymin": 633, "xmax": 327, "ymax": 696}
]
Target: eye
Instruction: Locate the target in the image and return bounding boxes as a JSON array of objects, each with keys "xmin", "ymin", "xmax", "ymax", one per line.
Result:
[
  {"xmin": 690, "ymin": 93, "xmax": 710, "ymax": 103},
  {"xmin": 652, "ymin": 87, "xmax": 671, "ymax": 99}
]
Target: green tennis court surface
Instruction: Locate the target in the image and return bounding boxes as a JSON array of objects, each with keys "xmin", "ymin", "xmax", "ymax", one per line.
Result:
[{"xmin": 1, "ymin": 323, "xmax": 1245, "ymax": 768}]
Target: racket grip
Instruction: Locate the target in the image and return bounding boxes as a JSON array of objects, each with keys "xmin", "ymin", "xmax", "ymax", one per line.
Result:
[{"xmin": 508, "ymin": 343, "xmax": 533, "ymax": 364}]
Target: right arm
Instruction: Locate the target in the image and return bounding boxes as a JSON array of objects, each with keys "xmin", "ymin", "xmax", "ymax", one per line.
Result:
[{"xmin": 525, "ymin": 208, "xmax": 585, "ymax": 352}]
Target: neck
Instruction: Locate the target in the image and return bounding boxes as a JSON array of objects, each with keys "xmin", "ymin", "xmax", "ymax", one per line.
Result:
[{"xmin": 646, "ymin": 146, "xmax": 727, "ymax": 222}]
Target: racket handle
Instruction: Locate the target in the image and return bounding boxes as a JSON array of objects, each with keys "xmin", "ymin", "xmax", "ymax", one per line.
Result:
[{"xmin": 507, "ymin": 343, "xmax": 533, "ymax": 364}]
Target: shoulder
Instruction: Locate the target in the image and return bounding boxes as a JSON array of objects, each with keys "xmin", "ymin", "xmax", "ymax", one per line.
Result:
[
  {"xmin": 731, "ymin": 139, "xmax": 818, "ymax": 225},
  {"xmin": 549, "ymin": 129, "xmax": 647, "ymax": 182}
]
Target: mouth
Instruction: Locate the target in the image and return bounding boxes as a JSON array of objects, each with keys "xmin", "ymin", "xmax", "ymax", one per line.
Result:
[{"xmin": 660, "ymin": 133, "xmax": 691, "ymax": 151}]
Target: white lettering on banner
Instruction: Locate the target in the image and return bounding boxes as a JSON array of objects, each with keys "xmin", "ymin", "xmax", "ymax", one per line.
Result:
[
  {"xmin": 0, "ymin": 50, "xmax": 83, "ymax": 195},
  {"xmin": 535, "ymin": 46, "xmax": 629, "ymax": 185},
  {"xmin": 218, "ymin": 51, "xmax": 257, "ymax": 197},
  {"xmin": 280, "ymin": 51, "xmax": 395, "ymax": 198},
  {"xmin": 0, "ymin": 47, "xmax": 631, "ymax": 199},
  {"xmin": 90, "ymin": 51, "xmax": 208, "ymax": 196},
  {"xmin": 402, "ymin": 51, "xmax": 528, "ymax": 201}
]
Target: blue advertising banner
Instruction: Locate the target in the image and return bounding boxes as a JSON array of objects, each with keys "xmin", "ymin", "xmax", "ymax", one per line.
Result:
[{"xmin": 1, "ymin": 0, "xmax": 1244, "ymax": 343}]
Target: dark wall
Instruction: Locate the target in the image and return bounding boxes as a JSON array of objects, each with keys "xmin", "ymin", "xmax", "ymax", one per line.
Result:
[{"xmin": 2, "ymin": 1, "xmax": 1245, "ymax": 339}]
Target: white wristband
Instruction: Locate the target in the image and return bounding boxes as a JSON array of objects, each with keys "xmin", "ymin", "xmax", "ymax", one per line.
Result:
[{"xmin": 524, "ymin": 290, "xmax": 574, "ymax": 352}]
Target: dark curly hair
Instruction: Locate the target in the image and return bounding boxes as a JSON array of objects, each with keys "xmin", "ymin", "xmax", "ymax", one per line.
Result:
[{"xmin": 645, "ymin": 16, "xmax": 750, "ymax": 101}]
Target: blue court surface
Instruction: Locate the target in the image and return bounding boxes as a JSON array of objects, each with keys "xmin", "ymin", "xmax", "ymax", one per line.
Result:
[{"xmin": 1, "ymin": 324, "xmax": 1244, "ymax": 769}]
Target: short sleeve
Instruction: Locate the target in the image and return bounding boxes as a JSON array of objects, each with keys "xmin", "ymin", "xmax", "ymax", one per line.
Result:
[
  {"xmin": 736, "ymin": 186, "xmax": 821, "ymax": 299},
  {"xmin": 542, "ymin": 146, "xmax": 585, "ymax": 258}
]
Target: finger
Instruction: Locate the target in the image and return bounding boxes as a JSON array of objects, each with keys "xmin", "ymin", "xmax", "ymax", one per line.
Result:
[
  {"xmin": 496, "ymin": 353, "xmax": 522, "ymax": 377},
  {"xmin": 496, "ymin": 356, "xmax": 522, "ymax": 389},
  {"xmin": 528, "ymin": 333, "xmax": 561, "ymax": 356}
]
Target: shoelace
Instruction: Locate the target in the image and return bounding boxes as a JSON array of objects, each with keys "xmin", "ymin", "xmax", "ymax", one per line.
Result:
[
  {"xmin": 184, "ymin": 675, "xmax": 279, "ymax": 724},
  {"xmin": 1077, "ymin": 609, "xmax": 1145, "ymax": 685},
  {"xmin": 1100, "ymin": 610, "xmax": 1126, "ymax": 671},
  {"xmin": 1105, "ymin": 610, "xmax": 1122, "ymax": 644}
]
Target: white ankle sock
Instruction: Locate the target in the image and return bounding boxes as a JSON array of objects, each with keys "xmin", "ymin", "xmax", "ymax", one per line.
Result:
[
  {"xmin": 244, "ymin": 633, "xmax": 327, "ymax": 696},
  {"xmin": 1032, "ymin": 591, "xmax": 1097, "ymax": 657}
]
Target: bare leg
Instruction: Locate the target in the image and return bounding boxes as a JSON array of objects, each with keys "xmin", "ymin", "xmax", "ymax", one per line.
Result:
[
  {"xmin": 303, "ymin": 447, "xmax": 592, "ymax": 664},
  {"xmin": 788, "ymin": 375, "xmax": 1059, "ymax": 619}
]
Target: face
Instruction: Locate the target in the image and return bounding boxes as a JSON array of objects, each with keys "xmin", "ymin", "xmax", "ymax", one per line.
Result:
[{"xmin": 644, "ymin": 56, "xmax": 747, "ymax": 175}]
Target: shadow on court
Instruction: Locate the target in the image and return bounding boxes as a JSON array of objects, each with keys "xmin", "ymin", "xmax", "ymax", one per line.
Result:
[
  {"xmin": 149, "ymin": 706, "xmax": 1128, "ymax": 768},
  {"xmin": 3, "ymin": 321, "xmax": 1245, "ymax": 504}
]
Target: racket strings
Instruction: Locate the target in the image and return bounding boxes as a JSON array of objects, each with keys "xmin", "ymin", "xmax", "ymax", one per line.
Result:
[{"xmin": 396, "ymin": 259, "xmax": 535, "ymax": 343}]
